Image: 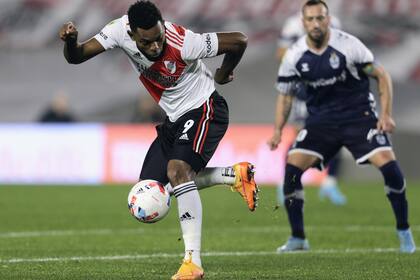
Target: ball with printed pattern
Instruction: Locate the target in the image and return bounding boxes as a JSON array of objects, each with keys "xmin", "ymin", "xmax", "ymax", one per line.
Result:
[{"xmin": 128, "ymin": 180, "xmax": 171, "ymax": 223}]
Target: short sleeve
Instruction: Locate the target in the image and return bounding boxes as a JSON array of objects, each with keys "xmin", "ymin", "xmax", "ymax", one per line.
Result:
[
  {"xmin": 276, "ymin": 50, "xmax": 300, "ymax": 95},
  {"xmin": 181, "ymin": 30, "xmax": 219, "ymax": 61},
  {"xmin": 348, "ymin": 36, "xmax": 374, "ymax": 66},
  {"xmin": 93, "ymin": 18, "xmax": 125, "ymax": 50}
]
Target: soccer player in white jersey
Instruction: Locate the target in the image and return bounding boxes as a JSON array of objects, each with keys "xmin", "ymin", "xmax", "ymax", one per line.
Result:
[
  {"xmin": 268, "ymin": 0, "xmax": 415, "ymax": 253},
  {"xmin": 276, "ymin": 2, "xmax": 346, "ymax": 206},
  {"xmin": 59, "ymin": 1, "xmax": 258, "ymax": 279}
]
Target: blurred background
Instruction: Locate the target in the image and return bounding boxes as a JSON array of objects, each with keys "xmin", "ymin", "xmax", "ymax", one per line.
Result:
[{"xmin": 0, "ymin": 0, "xmax": 419, "ymax": 184}]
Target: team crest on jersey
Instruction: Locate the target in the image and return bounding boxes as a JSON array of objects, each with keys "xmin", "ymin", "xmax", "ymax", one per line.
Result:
[
  {"xmin": 164, "ymin": 61, "xmax": 177, "ymax": 74},
  {"xmin": 329, "ymin": 52, "xmax": 340, "ymax": 69}
]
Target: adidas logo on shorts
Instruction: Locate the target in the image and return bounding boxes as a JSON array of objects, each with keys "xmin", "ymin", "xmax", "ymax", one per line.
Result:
[{"xmin": 179, "ymin": 133, "xmax": 189, "ymax": 140}]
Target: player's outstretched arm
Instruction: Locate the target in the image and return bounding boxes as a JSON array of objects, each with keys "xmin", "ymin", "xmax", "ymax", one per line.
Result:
[
  {"xmin": 213, "ymin": 32, "xmax": 248, "ymax": 85},
  {"xmin": 59, "ymin": 22, "xmax": 105, "ymax": 64},
  {"xmin": 267, "ymin": 94, "xmax": 294, "ymax": 150},
  {"xmin": 363, "ymin": 63, "xmax": 395, "ymax": 133}
]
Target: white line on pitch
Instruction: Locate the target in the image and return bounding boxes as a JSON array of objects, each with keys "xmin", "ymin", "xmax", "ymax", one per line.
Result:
[
  {"xmin": 1, "ymin": 225, "xmax": 419, "ymax": 239},
  {"xmin": 0, "ymin": 248, "xmax": 403, "ymax": 264},
  {"xmin": 0, "ymin": 228, "xmax": 145, "ymax": 238}
]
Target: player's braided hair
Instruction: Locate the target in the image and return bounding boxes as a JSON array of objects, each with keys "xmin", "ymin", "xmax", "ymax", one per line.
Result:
[
  {"xmin": 302, "ymin": 0, "xmax": 329, "ymax": 14},
  {"xmin": 128, "ymin": 1, "xmax": 163, "ymax": 31}
]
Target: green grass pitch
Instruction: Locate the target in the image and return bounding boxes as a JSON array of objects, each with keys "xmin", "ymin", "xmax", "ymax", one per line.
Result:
[{"xmin": 0, "ymin": 182, "xmax": 419, "ymax": 279}]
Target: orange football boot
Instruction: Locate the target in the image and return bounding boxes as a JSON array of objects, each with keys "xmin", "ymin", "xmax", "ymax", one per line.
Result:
[
  {"xmin": 171, "ymin": 254, "xmax": 204, "ymax": 280},
  {"xmin": 232, "ymin": 162, "xmax": 259, "ymax": 211}
]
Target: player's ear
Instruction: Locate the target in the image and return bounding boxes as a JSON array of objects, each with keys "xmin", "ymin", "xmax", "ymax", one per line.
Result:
[{"xmin": 127, "ymin": 30, "xmax": 134, "ymax": 39}]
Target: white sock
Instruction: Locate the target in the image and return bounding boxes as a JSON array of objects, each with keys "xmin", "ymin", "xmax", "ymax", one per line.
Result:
[
  {"xmin": 173, "ymin": 181, "xmax": 202, "ymax": 267},
  {"xmin": 184, "ymin": 250, "xmax": 201, "ymax": 266},
  {"xmin": 166, "ymin": 167, "xmax": 236, "ymax": 195},
  {"xmin": 194, "ymin": 167, "xmax": 235, "ymax": 189}
]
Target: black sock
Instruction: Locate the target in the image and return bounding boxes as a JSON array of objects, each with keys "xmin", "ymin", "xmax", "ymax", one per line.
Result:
[
  {"xmin": 387, "ymin": 192, "xmax": 409, "ymax": 230},
  {"xmin": 327, "ymin": 154, "xmax": 341, "ymax": 177},
  {"xmin": 380, "ymin": 161, "xmax": 409, "ymax": 230},
  {"xmin": 283, "ymin": 164, "xmax": 305, "ymax": 239},
  {"xmin": 285, "ymin": 198, "xmax": 305, "ymax": 238}
]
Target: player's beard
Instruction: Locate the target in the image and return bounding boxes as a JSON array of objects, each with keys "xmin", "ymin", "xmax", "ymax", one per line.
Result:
[
  {"xmin": 140, "ymin": 44, "xmax": 165, "ymax": 61},
  {"xmin": 308, "ymin": 28, "xmax": 326, "ymax": 48}
]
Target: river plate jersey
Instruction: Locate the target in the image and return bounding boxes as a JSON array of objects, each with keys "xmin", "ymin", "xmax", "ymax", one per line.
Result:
[
  {"xmin": 94, "ymin": 15, "xmax": 219, "ymax": 122},
  {"xmin": 277, "ymin": 29, "xmax": 378, "ymax": 125}
]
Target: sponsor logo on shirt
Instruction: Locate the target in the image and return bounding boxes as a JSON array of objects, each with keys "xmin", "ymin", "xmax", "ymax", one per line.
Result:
[
  {"xmin": 205, "ymin": 34, "xmax": 212, "ymax": 55},
  {"xmin": 99, "ymin": 31, "xmax": 108, "ymax": 40},
  {"xmin": 133, "ymin": 62, "xmax": 178, "ymax": 88},
  {"xmin": 307, "ymin": 70, "xmax": 347, "ymax": 89}
]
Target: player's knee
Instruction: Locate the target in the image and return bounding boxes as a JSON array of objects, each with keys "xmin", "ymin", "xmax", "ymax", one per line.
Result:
[
  {"xmin": 369, "ymin": 150, "xmax": 395, "ymax": 167},
  {"xmin": 166, "ymin": 167, "xmax": 186, "ymax": 186},
  {"xmin": 167, "ymin": 160, "xmax": 195, "ymax": 186},
  {"xmin": 287, "ymin": 153, "xmax": 317, "ymax": 171},
  {"xmin": 283, "ymin": 164, "xmax": 304, "ymax": 196},
  {"xmin": 379, "ymin": 160, "xmax": 405, "ymax": 194}
]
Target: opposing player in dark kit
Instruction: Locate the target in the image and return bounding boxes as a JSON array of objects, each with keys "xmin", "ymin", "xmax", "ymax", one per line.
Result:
[
  {"xmin": 268, "ymin": 0, "xmax": 415, "ymax": 253},
  {"xmin": 275, "ymin": 1, "xmax": 346, "ymax": 205}
]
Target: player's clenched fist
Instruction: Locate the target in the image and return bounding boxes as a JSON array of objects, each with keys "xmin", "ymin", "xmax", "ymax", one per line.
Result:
[
  {"xmin": 59, "ymin": 22, "xmax": 78, "ymax": 42},
  {"xmin": 214, "ymin": 68, "xmax": 234, "ymax": 85}
]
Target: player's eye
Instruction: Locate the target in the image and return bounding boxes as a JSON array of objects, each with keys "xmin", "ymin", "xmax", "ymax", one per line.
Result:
[
  {"xmin": 140, "ymin": 35, "xmax": 163, "ymax": 46},
  {"xmin": 154, "ymin": 34, "xmax": 164, "ymax": 44},
  {"xmin": 139, "ymin": 40, "xmax": 153, "ymax": 47}
]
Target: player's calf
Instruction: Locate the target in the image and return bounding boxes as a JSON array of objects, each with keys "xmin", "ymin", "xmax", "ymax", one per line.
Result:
[
  {"xmin": 168, "ymin": 160, "xmax": 203, "ymax": 268},
  {"xmin": 283, "ymin": 164, "xmax": 305, "ymax": 239},
  {"xmin": 380, "ymin": 160, "xmax": 409, "ymax": 230},
  {"xmin": 380, "ymin": 160, "xmax": 416, "ymax": 253}
]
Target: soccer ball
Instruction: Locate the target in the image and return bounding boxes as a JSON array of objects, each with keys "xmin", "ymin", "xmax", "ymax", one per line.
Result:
[{"xmin": 127, "ymin": 180, "xmax": 171, "ymax": 223}]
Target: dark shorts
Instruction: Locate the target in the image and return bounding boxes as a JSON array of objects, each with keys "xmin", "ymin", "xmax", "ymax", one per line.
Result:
[
  {"xmin": 139, "ymin": 91, "xmax": 229, "ymax": 184},
  {"xmin": 289, "ymin": 120, "xmax": 392, "ymax": 168}
]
